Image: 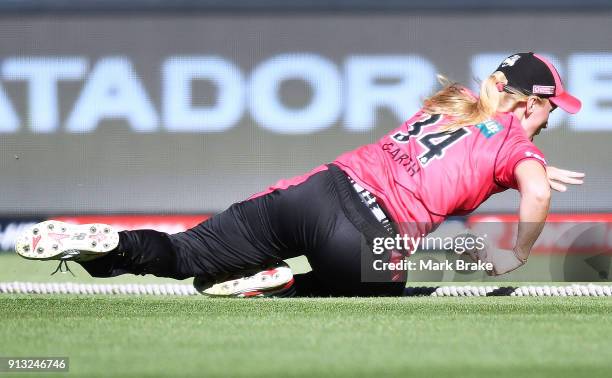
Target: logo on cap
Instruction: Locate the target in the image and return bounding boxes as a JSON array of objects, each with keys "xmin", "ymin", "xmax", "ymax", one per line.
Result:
[
  {"xmin": 501, "ymin": 54, "xmax": 521, "ymax": 67},
  {"xmin": 532, "ymin": 85, "xmax": 555, "ymax": 95}
]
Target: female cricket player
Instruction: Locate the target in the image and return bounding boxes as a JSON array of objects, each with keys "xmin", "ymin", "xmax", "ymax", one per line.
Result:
[{"xmin": 15, "ymin": 52, "xmax": 585, "ymax": 297}]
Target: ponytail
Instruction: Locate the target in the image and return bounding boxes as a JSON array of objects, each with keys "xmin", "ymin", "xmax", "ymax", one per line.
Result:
[{"xmin": 423, "ymin": 72, "xmax": 537, "ymax": 131}]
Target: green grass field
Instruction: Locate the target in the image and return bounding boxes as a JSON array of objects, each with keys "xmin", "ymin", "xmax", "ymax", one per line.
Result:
[
  {"xmin": 1, "ymin": 296, "xmax": 611, "ymax": 377},
  {"xmin": 2, "ymin": 254, "xmax": 612, "ymax": 377}
]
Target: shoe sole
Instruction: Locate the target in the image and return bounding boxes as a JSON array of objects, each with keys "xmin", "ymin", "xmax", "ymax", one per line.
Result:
[
  {"xmin": 199, "ymin": 266, "xmax": 294, "ymax": 298},
  {"xmin": 14, "ymin": 220, "xmax": 119, "ymax": 260}
]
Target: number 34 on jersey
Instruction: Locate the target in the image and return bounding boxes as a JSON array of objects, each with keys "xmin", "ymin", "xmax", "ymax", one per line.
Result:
[{"xmin": 383, "ymin": 113, "xmax": 470, "ymax": 175}]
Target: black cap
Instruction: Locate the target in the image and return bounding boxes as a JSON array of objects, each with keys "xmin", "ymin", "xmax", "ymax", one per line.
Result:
[{"xmin": 494, "ymin": 52, "xmax": 581, "ymax": 114}]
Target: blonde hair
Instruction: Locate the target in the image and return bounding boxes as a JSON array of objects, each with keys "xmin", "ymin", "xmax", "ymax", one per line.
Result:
[{"xmin": 422, "ymin": 72, "xmax": 542, "ymax": 131}]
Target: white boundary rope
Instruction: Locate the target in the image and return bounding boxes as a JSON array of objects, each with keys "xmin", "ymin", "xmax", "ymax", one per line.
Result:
[
  {"xmin": 1, "ymin": 282, "xmax": 612, "ymax": 296},
  {"xmin": 510, "ymin": 284, "xmax": 612, "ymax": 297},
  {"xmin": 0, "ymin": 282, "xmax": 198, "ymax": 296},
  {"xmin": 412, "ymin": 284, "xmax": 612, "ymax": 297}
]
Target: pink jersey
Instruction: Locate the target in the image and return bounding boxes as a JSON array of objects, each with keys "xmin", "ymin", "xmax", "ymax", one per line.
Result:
[
  {"xmin": 333, "ymin": 110, "xmax": 546, "ymax": 235},
  {"xmin": 251, "ymin": 110, "xmax": 546, "ymax": 237}
]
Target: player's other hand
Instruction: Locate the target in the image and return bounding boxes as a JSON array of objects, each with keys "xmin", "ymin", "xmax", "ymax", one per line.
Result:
[
  {"xmin": 458, "ymin": 235, "xmax": 494, "ymax": 275},
  {"xmin": 546, "ymin": 166, "xmax": 585, "ymax": 192},
  {"xmin": 463, "ymin": 243, "xmax": 525, "ymax": 276}
]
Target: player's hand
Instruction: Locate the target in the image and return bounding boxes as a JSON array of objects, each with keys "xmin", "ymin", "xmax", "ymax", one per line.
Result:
[
  {"xmin": 546, "ymin": 166, "xmax": 585, "ymax": 192},
  {"xmin": 463, "ymin": 243, "xmax": 486, "ymax": 265},
  {"xmin": 464, "ymin": 246, "xmax": 497, "ymax": 276},
  {"xmin": 463, "ymin": 243, "xmax": 524, "ymax": 276},
  {"xmin": 457, "ymin": 234, "xmax": 495, "ymax": 275}
]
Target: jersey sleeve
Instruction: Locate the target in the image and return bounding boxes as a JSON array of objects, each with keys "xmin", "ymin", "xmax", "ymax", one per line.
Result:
[{"xmin": 494, "ymin": 137, "xmax": 547, "ymax": 189}]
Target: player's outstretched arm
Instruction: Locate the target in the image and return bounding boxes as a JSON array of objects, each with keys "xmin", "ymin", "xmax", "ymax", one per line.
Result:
[
  {"xmin": 546, "ymin": 166, "xmax": 585, "ymax": 192},
  {"xmin": 471, "ymin": 160, "xmax": 552, "ymax": 276},
  {"xmin": 514, "ymin": 160, "xmax": 551, "ymax": 259},
  {"xmin": 485, "ymin": 160, "xmax": 551, "ymax": 276}
]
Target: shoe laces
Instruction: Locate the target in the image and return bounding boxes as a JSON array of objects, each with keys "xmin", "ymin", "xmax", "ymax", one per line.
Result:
[
  {"xmin": 51, "ymin": 260, "xmax": 75, "ymax": 276},
  {"xmin": 50, "ymin": 250, "xmax": 80, "ymax": 276}
]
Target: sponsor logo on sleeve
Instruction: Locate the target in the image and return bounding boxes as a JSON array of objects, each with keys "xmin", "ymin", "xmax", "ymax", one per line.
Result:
[{"xmin": 525, "ymin": 151, "xmax": 547, "ymax": 165}]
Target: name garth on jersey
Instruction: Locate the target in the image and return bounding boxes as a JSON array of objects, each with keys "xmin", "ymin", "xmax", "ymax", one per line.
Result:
[{"xmin": 381, "ymin": 142, "xmax": 421, "ymax": 176}]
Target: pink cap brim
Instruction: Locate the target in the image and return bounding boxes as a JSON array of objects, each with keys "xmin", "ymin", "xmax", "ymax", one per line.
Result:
[
  {"xmin": 550, "ymin": 92, "xmax": 582, "ymax": 114},
  {"xmin": 533, "ymin": 53, "xmax": 582, "ymax": 114}
]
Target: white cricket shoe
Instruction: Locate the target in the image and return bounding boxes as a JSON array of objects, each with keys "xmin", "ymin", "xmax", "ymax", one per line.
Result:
[
  {"xmin": 194, "ymin": 263, "xmax": 295, "ymax": 298},
  {"xmin": 14, "ymin": 220, "xmax": 119, "ymax": 262}
]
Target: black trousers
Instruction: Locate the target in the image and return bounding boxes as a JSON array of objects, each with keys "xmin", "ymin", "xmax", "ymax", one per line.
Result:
[{"xmin": 79, "ymin": 164, "xmax": 406, "ymax": 297}]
